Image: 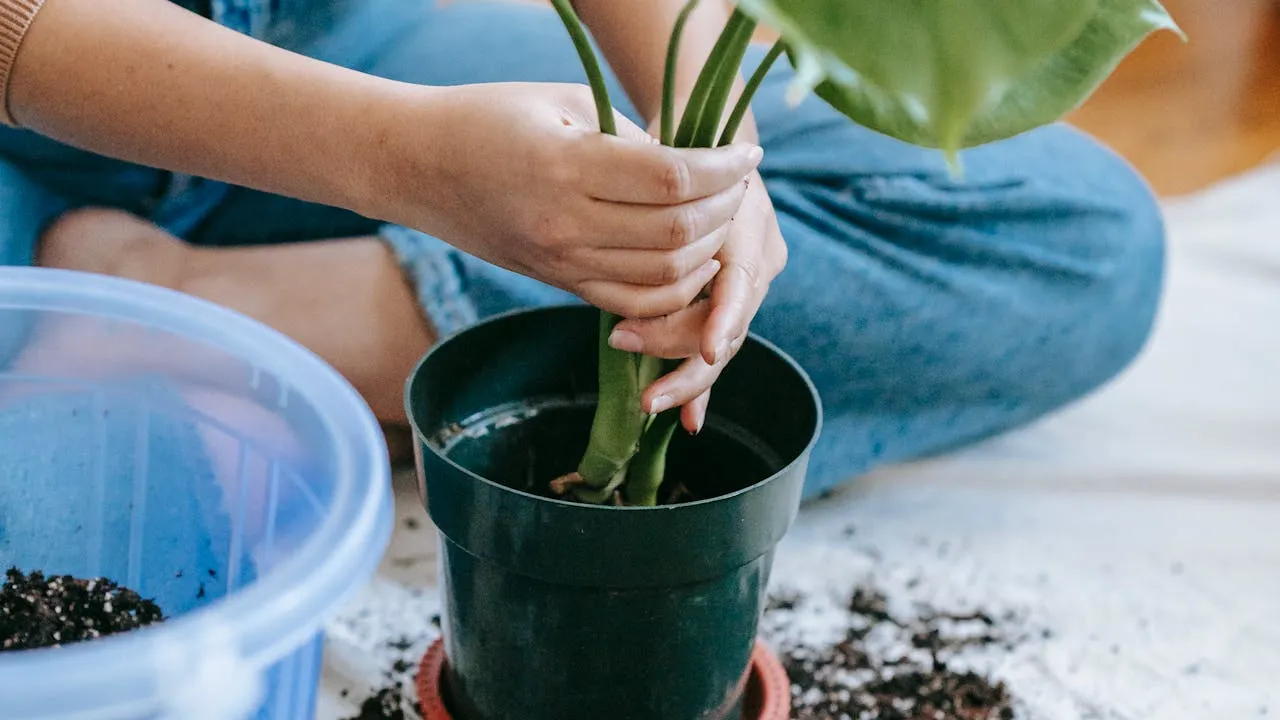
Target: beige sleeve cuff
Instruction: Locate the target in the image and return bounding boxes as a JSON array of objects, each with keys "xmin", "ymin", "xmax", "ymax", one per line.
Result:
[{"xmin": 0, "ymin": 0, "xmax": 46, "ymax": 127}]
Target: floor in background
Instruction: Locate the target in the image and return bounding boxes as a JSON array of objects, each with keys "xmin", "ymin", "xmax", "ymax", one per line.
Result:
[
  {"xmin": 1067, "ymin": 0, "xmax": 1280, "ymax": 197},
  {"xmin": 317, "ymin": 160, "xmax": 1280, "ymax": 719}
]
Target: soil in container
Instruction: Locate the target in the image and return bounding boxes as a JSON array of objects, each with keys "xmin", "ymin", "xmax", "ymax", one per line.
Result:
[
  {"xmin": 432, "ymin": 398, "xmax": 783, "ymax": 505},
  {"xmin": 0, "ymin": 567, "xmax": 166, "ymax": 651}
]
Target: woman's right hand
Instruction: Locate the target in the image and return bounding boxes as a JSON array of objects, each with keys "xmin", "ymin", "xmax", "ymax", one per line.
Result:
[
  {"xmin": 8, "ymin": 0, "xmax": 755, "ymax": 320},
  {"xmin": 368, "ymin": 82, "xmax": 763, "ymax": 319}
]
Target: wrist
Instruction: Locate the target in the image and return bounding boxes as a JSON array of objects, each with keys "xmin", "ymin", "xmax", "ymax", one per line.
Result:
[{"xmin": 345, "ymin": 81, "xmax": 455, "ymax": 232}]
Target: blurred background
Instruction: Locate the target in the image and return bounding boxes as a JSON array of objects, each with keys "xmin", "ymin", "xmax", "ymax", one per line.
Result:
[{"xmin": 1066, "ymin": 0, "xmax": 1280, "ymax": 197}]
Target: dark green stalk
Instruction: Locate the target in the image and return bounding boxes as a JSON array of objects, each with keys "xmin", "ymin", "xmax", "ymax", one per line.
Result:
[
  {"xmin": 673, "ymin": 8, "xmax": 753, "ymax": 148},
  {"xmin": 572, "ymin": 465, "xmax": 630, "ymax": 505},
  {"xmin": 568, "ymin": 348, "xmax": 667, "ymax": 502},
  {"xmin": 570, "ymin": 313, "xmax": 648, "ymax": 489},
  {"xmin": 661, "ymin": 0, "xmax": 702, "ymax": 147},
  {"xmin": 548, "ymin": 0, "xmax": 651, "ymax": 498},
  {"xmin": 549, "ymin": 0, "xmax": 616, "ymax": 136},
  {"xmin": 624, "ymin": 409, "xmax": 681, "ymax": 507},
  {"xmin": 689, "ymin": 12, "xmax": 758, "ymax": 148},
  {"xmin": 718, "ymin": 39, "xmax": 785, "ymax": 147},
  {"xmin": 548, "ymin": 0, "xmax": 757, "ymax": 505},
  {"xmin": 626, "ymin": 9, "xmax": 762, "ymax": 505}
]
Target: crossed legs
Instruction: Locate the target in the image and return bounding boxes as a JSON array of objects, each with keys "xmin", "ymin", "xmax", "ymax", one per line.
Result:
[{"xmin": 21, "ymin": 0, "xmax": 1166, "ymax": 498}]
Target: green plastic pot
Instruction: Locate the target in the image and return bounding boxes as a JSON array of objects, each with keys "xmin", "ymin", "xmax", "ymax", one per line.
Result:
[{"xmin": 406, "ymin": 305, "xmax": 821, "ymax": 720}]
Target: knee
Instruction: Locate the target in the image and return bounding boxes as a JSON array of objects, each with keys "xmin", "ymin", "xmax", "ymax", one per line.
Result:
[{"xmin": 1034, "ymin": 128, "xmax": 1166, "ymax": 403}]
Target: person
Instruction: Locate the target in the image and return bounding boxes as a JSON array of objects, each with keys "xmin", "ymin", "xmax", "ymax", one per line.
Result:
[{"xmin": 0, "ymin": 0, "xmax": 1165, "ymax": 500}]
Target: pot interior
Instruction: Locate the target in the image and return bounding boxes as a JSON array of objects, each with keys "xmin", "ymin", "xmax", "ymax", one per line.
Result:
[{"xmin": 432, "ymin": 396, "xmax": 784, "ymax": 503}]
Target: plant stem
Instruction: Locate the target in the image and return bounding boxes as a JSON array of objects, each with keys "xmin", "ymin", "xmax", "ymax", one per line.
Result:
[
  {"xmin": 718, "ymin": 39, "xmax": 785, "ymax": 147},
  {"xmin": 690, "ymin": 11, "xmax": 758, "ymax": 148},
  {"xmin": 549, "ymin": 0, "xmax": 616, "ymax": 136},
  {"xmin": 673, "ymin": 7, "xmax": 753, "ymax": 148},
  {"xmin": 548, "ymin": 0, "xmax": 751, "ymax": 505},
  {"xmin": 571, "ymin": 314, "xmax": 645, "ymax": 486},
  {"xmin": 661, "ymin": 0, "xmax": 702, "ymax": 147},
  {"xmin": 572, "ymin": 465, "xmax": 631, "ymax": 505},
  {"xmin": 547, "ymin": 0, "xmax": 657, "ymax": 499},
  {"xmin": 624, "ymin": 409, "xmax": 682, "ymax": 507},
  {"xmin": 618, "ymin": 8, "xmax": 760, "ymax": 505}
]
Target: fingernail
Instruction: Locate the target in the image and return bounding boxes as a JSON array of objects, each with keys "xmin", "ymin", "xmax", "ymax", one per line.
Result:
[
  {"xmin": 747, "ymin": 145, "xmax": 764, "ymax": 165},
  {"xmin": 716, "ymin": 339, "xmax": 730, "ymax": 364},
  {"xmin": 648, "ymin": 394, "xmax": 673, "ymax": 414},
  {"xmin": 608, "ymin": 328, "xmax": 644, "ymax": 353},
  {"xmin": 694, "ymin": 409, "xmax": 705, "ymax": 435}
]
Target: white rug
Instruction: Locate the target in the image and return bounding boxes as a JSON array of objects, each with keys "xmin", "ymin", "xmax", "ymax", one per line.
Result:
[{"xmin": 317, "ymin": 160, "xmax": 1280, "ymax": 720}]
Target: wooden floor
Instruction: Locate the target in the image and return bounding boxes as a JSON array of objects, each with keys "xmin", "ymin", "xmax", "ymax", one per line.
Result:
[{"xmin": 1068, "ymin": 0, "xmax": 1280, "ymax": 197}]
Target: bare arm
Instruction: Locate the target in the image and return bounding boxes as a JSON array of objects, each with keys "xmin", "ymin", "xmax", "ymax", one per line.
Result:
[
  {"xmin": 7, "ymin": 0, "xmax": 422, "ymax": 217},
  {"xmin": 3, "ymin": 0, "xmax": 769, "ymax": 346},
  {"xmin": 572, "ymin": 0, "xmax": 759, "ymax": 143}
]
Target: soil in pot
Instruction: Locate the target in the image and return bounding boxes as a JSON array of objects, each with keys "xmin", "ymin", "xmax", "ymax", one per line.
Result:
[
  {"xmin": 432, "ymin": 398, "xmax": 780, "ymax": 504},
  {"xmin": 0, "ymin": 567, "xmax": 166, "ymax": 651}
]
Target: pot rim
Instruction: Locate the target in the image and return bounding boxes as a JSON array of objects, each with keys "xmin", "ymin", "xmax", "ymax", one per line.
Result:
[{"xmin": 404, "ymin": 304, "xmax": 823, "ymax": 513}]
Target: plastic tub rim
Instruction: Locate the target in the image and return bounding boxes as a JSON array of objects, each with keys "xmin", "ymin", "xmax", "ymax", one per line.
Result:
[{"xmin": 0, "ymin": 267, "xmax": 393, "ymax": 717}]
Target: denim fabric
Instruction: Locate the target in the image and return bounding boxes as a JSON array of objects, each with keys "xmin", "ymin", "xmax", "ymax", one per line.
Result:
[{"xmin": 0, "ymin": 0, "xmax": 1166, "ymax": 502}]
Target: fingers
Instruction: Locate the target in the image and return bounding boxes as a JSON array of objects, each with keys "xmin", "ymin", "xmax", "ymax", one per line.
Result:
[
  {"xmin": 589, "ymin": 177, "xmax": 748, "ymax": 251},
  {"xmin": 576, "ymin": 259, "xmax": 720, "ymax": 319},
  {"xmin": 610, "ymin": 303, "xmax": 721, "ymax": 434},
  {"xmin": 575, "ymin": 230, "xmax": 726, "ymax": 287},
  {"xmin": 608, "ymin": 258, "xmax": 765, "ymax": 363},
  {"xmin": 641, "ymin": 335, "xmax": 744, "ymax": 415},
  {"xmin": 576, "ymin": 134, "xmax": 763, "ymax": 205},
  {"xmin": 609, "ymin": 301, "xmax": 710, "ymax": 358},
  {"xmin": 577, "ymin": 215, "xmax": 728, "ymax": 288},
  {"xmin": 681, "ymin": 390, "xmax": 711, "ymax": 435},
  {"xmin": 701, "ymin": 259, "xmax": 764, "ymax": 366}
]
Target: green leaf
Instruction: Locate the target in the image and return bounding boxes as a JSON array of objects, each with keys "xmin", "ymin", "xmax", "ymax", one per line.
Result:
[{"xmin": 734, "ymin": 0, "xmax": 1182, "ymax": 164}]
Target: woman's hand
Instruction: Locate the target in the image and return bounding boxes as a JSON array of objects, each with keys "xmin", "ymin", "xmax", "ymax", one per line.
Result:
[
  {"xmin": 607, "ymin": 170, "xmax": 787, "ymax": 433},
  {"xmin": 374, "ymin": 82, "xmax": 763, "ymax": 319}
]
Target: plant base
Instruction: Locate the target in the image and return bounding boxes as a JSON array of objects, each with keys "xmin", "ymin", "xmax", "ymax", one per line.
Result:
[{"xmin": 415, "ymin": 636, "xmax": 791, "ymax": 720}]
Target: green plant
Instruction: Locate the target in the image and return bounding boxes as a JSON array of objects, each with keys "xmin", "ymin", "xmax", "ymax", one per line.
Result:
[{"xmin": 549, "ymin": 0, "xmax": 1182, "ymax": 506}]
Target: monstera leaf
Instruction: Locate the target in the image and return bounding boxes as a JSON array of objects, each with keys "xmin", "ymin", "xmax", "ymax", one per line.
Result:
[{"xmin": 734, "ymin": 0, "xmax": 1182, "ymax": 164}]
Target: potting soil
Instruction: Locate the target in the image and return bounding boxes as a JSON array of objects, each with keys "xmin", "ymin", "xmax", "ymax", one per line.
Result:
[
  {"xmin": 345, "ymin": 686, "xmax": 410, "ymax": 720},
  {"xmin": 757, "ymin": 527, "xmax": 1057, "ymax": 720},
  {"xmin": 0, "ymin": 567, "xmax": 166, "ymax": 651},
  {"xmin": 330, "ymin": 580, "xmax": 442, "ymax": 720},
  {"xmin": 331, "ymin": 570, "xmax": 1035, "ymax": 719},
  {"xmin": 337, "ymin": 631, "xmax": 428, "ymax": 720},
  {"xmin": 769, "ymin": 586, "xmax": 1020, "ymax": 719}
]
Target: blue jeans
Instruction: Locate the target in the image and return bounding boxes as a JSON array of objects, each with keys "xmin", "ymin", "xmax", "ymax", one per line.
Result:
[{"xmin": 0, "ymin": 0, "xmax": 1165, "ymax": 501}]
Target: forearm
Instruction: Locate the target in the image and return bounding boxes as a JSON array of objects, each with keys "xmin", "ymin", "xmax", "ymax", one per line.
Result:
[
  {"xmin": 8, "ymin": 0, "xmax": 417, "ymax": 216},
  {"xmin": 573, "ymin": 0, "xmax": 758, "ymax": 143}
]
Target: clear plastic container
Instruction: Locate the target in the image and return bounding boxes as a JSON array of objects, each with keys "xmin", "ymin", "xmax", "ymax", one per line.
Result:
[{"xmin": 0, "ymin": 267, "xmax": 393, "ymax": 719}]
